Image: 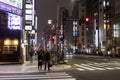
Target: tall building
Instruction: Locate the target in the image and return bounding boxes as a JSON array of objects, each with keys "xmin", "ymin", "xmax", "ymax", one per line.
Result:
[
  {"xmin": 23, "ymin": 0, "xmax": 37, "ymax": 62},
  {"xmin": 114, "ymin": 0, "xmax": 120, "ymax": 55},
  {"xmin": 98, "ymin": 0, "xmax": 115, "ymax": 55},
  {"xmin": 78, "ymin": 0, "xmax": 115, "ymax": 55},
  {"xmin": 71, "ymin": 0, "xmax": 87, "ymax": 53},
  {"xmin": 85, "ymin": 0, "xmax": 98, "ymax": 53}
]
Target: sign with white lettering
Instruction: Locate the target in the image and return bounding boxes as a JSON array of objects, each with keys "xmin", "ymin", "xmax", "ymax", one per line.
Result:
[
  {"xmin": 0, "ymin": 2, "xmax": 22, "ymax": 15},
  {"xmin": 26, "ymin": 0, "xmax": 32, "ymax": 4},
  {"xmin": 0, "ymin": 0, "xmax": 22, "ymax": 9}
]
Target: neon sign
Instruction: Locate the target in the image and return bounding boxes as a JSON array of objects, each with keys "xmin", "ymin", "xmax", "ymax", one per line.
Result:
[{"xmin": 0, "ymin": 2, "xmax": 22, "ymax": 16}]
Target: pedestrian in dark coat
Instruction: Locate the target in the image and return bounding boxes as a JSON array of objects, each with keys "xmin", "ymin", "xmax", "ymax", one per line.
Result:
[
  {"xmin": 37, "ymin": 49, "xmax": 43, "ymax": 71},
  {"xmin": 44, "ymin": 51, "xmax": 51, "ymax": 71},
  {"xmin": 30, "ymin": 49, "xmax": 34, "ymax": 63}
]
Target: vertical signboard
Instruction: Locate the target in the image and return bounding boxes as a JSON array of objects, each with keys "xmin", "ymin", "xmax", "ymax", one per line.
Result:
[
  {"xmin": 25, "ymin": 0, "xmax": 33, "ymax": 31},
  {"xmin": 73, "ymin": 21, "xmax": 78, "ymax": 37}
]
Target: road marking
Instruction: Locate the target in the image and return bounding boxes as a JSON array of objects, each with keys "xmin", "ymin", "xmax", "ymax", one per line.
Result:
[
  {"xmin": 81, "ymin": 64, "xmax": 105, "ymax": 70},
  {"xmin": 0, "ymin": 72, "xmax": 76, "ymax": 80},
  {"xmin": 74, "ymin": 64, "xmax": 95, "ymax": 70},
  {"xmin": 76, "ymin": 68, "xmax": 85, "ymax": 71},
  {"xmin": 74, "ymin": 62, "xmax": 120, "ymax": 71},
  {"xmin": 114, "ymin": 67, "xmax": 120, "ymax": 69}
]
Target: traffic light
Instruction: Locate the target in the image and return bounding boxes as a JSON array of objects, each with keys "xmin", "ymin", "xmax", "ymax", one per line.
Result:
[
  {"xmin": 85, "ymin": 17, "xmax": 90, "ymax": 22},
  {"xmin": 51, "ymin": 35, "xmax": 55, "ymax": 42},
  {"xmin": 79, "ymin": 17, "xmax": 90, "ymax": 24}
]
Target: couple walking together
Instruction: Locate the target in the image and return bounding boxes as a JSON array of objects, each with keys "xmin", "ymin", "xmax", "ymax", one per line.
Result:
[{"xmin": 37, "ymin": 49, "xmax": 52, "ymax": 71}]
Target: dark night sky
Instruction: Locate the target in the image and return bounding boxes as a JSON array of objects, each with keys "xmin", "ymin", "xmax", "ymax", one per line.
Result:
[{"xmin": 36, "ymin": 0, "xmax": 73, "ymax": 42}]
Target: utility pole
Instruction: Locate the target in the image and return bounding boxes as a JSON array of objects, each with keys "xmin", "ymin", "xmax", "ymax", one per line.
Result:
[
  {"xmin": 56, "ymin": 0, "xmax": 59, "ymax": 51},
  {"xmin": 60, "ymin": 7, "xmax": 65, "ymax": 62}
]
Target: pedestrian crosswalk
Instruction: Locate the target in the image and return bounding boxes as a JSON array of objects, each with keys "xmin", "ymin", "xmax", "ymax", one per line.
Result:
[
  {"xmin": 0, "ymin": 72, "xmax": 76, "ymax": 80},
  {"xmin": 74, "ymin": 62, "xmax": 120, "ymax": 71}
]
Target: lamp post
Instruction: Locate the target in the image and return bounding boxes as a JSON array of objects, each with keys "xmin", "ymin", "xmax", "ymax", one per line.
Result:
[
  {"xmin": 56, "ymin": 0, "xmax": 60, "ymax": 53},
  {"xmin": 42, "ymin": 20, "xmax": 52, "ymax": 51}
]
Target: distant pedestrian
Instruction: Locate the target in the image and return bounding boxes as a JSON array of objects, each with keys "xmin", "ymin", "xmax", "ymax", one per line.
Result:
[
  {"xmin": 44, "ymin": 51, "xmax": 51, "ymax": 71},
  {"xmin": 37, "ymin": 49, "xmax": 44, "ymax": 71},
  {"xmin": 29, "ymin": 49, "xmax": 34, "ymax": 63}
]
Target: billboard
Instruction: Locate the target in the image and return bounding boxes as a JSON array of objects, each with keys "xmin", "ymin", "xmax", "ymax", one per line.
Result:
[{"xmin": 0, "ymin": 0, "xmax": 22, "ymax": 9}]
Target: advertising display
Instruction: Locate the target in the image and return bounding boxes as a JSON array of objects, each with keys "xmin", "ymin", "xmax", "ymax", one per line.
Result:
[
  {"xmin": 25, "ymin": 0, "xmax": 34, "ymax": 31},
  {"xmin": 0, "ymin": 1, "xmax": 22, "ymax": 15},
  {"xmin": 0, "ymin": 0, "xmax": 22, "ymax": 9},
  {"xmin": 8, "ymin": 13, "xmax": 21, "ymax": 30}
]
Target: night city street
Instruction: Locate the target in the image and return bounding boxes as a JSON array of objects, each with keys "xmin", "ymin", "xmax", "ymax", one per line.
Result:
[{"xmin": 0, "ymin": 0, "xmax": 120, "ymax": 80}]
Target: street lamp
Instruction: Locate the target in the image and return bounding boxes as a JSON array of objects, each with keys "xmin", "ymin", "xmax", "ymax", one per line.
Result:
[
  {"xmin": 43, "ymin": 20, "xmax": 52, "ymax": 51},
  {"xmin": 41, "ymin": 37, "xmax": 46, "ymax": 51},
  {"xmin": 48, "ymin": 19, "xmax": 52, "ymax": 25}
]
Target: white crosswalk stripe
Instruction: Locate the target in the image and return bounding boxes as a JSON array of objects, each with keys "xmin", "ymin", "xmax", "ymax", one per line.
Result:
[
  {"xmin": 74, "ymin": 62, "xmax": 120, "ymax": 71},
  {"xmin": 0, "ymin": 72, "xmax": 76, "ymax": 80}
]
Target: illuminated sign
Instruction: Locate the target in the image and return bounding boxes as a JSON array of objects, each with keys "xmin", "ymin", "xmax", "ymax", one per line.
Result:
[
  {"xmin": 25, "ymin": 15, "xmax": 32, "ymax": 20},
  {"xmin": 25, "ymin": 9, "xmax": 32, "ymax": 14},
  {"xmin": 73, "ymin": 21, "xmax": 78, "ymax": 37},
  {"xmin": 0, "ymin": 0, "xmax": 22, "ymax": 9},
  {"xmin": 8, "ymin": 13, "xmax": 21, "ymax": 30},
  {"xmin": 26, "ymin": 0, "xmax": 32, "ymax": 4},
  {"xmin": 26, "ymin": 4, "xmax": 32, "ymax": 8},
  {"xmin": 25, "ymin": 25, "xmax": 32, "ymax": 31},
  {"xmin": 73, "ymin": 31, "xmax": 78, "ymax": 37},
  {"xmin": 0, "ymin": 2, "xmax": 22, "ymax": 15},
  {"xmin": 25, "ymin": 0, "xmax": 35, "ymax": 31}
]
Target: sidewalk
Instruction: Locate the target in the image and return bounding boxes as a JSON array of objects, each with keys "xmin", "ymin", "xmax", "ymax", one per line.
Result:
[{"xmin": 0, "ymin": 61, "xmax": 71, "ymax": 74}]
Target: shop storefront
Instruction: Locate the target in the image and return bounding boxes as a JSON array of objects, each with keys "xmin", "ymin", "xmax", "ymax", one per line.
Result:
[{"xmin": 0, "ymin": 0, "xmax": 23, "ymax": 62}]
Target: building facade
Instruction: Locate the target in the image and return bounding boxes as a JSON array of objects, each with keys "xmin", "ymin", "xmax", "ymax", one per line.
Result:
[
  {"xmin": 0, "ymin": 0, "xmax": 23, "ymax": 62},
  {"xmin": 72, "ymin": 0, "xmax": 116, "ymax": 55},
  {"xmin": 98, "ymin": 0, "xmax": 115, "ymax": 55},
  {"xmin": 114, "ymin": 0, "xmax": 120, "ymax": 55},
  {"xmin": 22, "ymin": 0, "xmax": 37, "ymax": 62}
]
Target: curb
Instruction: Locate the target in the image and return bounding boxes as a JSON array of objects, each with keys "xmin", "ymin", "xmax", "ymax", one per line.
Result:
[
  {"xmin": 0, "ymin": 61, "xmax": 72, "ymax": 74},
  {"xmin": 23, "ymin": 62, "xmax": 72, "ymax": 72}
]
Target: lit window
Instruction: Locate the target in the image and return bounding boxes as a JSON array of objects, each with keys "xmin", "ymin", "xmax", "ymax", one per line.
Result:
[
  {"xmin": 4, "ymin": 40, "xmax": 10, "ymax": 45},
  {"xmin": 13, "ymin": 40, "xmax": 19, "ymax": 45}
]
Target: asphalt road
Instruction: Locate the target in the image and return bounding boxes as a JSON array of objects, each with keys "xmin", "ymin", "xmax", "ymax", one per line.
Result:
[{"xmin": 64, "ymin": 54, "xmax": 120, "ymax": 80}]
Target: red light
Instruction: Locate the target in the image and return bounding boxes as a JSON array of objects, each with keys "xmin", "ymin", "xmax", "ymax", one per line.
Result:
[
  {"xmin": 85, "ymin": 17, "xmax": 90, "ymax": 22},
  {"xmin": 51, "ymin": 35, "xmax": 56, "ymax": 41},
  {"xmin": 52, "ymin": 36, "xmax": 55, "ymax": 40}
]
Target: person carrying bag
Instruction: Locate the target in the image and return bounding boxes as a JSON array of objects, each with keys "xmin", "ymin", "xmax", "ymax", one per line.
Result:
[
  {"xmin": 37, "ymin": 49, "xmax": 44, "ymax": 71},
  {"xmin": 44, "ymin": 51, "xmax": 51, "ymax": 71}
]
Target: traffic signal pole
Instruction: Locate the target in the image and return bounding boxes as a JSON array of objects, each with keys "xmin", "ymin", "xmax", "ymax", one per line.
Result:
[
  {"xmin": 56, "ymin": 0, "xmax": 59, "ymax": 53},
  {"xmin": 58, "ymin": 7, "xmax": 66, "ymax": 63},
  {"xmin": 60, "ymin": 8, "xmax": 65, "ymax": 62}
]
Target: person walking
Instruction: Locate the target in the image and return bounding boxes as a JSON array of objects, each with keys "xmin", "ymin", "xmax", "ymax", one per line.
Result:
[
  {"xmin": 37, "ymin": 49, "xmax": 43, "ymax": 71},
  {"xmin": 44, "ymin": 51, "xmax": 51, "ymax": 71},
  {"xmin": 30, "ymin": 49, "xmax": 34, "ymax": 63}
]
